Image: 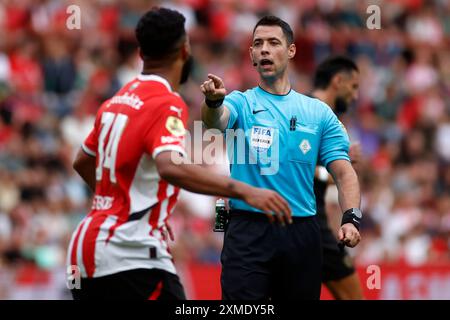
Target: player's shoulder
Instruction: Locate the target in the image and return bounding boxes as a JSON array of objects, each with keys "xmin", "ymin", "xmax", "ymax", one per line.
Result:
[
  {"xmin": 132, "ymin": 74, "xmax": 182, "ymax": 100},
  {"xmin": 151, "ymin": 92, "xmax": 187, "ymax": 115},
  {"xmin": 132, "ymin": 76, "xmax": 187, "ymax": 111}
]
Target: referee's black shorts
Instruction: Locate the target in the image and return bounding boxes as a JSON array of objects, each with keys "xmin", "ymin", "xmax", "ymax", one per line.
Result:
[
  {"xmin": 221, "ymin": 210, "xmax": 322, "ymax": 300},
  {"xmin": 71, "ymin": 268, "xmax": 186, "ymax": 300}
]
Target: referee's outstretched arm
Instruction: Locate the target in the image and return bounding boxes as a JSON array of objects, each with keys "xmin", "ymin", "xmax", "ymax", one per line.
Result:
[
  {"xmin": 200, "ymin": 74, "xmax": 230, "ymax": 132},
  {"xmin": 327, "ymin": 159, "xmax": 361, "ymax": 248}
]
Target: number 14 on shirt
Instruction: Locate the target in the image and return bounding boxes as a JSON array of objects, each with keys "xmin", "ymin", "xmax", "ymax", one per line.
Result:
[{"xmin": 96, "ymin": 112, "xmax": 128, "ymax": 183}]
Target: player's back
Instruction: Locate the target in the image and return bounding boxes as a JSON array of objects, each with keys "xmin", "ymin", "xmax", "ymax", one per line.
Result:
[
  {"xmin": 89, "ymin": 75, "xmax": 185, "ymax": 217},
  {"xmin": 68, "ymin": 74, "xmax": 188, "ymax": 278}
]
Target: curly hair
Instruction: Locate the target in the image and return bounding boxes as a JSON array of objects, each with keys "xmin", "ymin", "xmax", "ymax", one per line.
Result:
[{"xmin": 135, "ymin": 7, "xmax": 186, "ymax": 60}]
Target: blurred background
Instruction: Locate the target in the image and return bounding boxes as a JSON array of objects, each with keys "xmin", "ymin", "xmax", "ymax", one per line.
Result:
[{"xmin": 0, "ymin": 0, "xmax": 450, "ymax": 299}]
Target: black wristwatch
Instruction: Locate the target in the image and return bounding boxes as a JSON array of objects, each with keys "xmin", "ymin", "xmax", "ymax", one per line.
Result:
[
  {"xmin": 205, "ymin": 98, "xmax": 224, "ymax": 109},
  {"xmin": 341, "ymin": 208, "xmax": 362, "ymax": 230}
]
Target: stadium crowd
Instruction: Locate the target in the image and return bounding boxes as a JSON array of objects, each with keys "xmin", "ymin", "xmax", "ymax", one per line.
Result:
[{"xmin": 0, "ymin": 0, "xmax": 449, "ymax": 298}]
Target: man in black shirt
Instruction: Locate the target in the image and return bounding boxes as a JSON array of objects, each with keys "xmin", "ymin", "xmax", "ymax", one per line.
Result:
[{"xmin": 311, "ymin": 56, "xmax": 364, "ymax": 299}]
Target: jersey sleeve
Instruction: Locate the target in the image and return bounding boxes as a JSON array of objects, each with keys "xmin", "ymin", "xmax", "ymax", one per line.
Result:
[
  {"xmin": 319, "ymin": 104, "xmax": 351, "ymax": 169},
  {"xmin": 82, "ymin": 109, "xmax": 102, "ymax": 157},
  {"xmin": 82, "ymin": 128, "xmax": 97, "ymax": 157},
  {"xmin": 144, "ymin": 99, "xmax": 188, "ymax": 159},
  {"xmin": 223, "ymin": 90, "xmax": 245, "ymax": 130}
]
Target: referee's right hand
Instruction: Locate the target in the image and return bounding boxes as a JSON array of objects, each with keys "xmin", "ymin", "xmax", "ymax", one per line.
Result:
[
  {"xmin": 200, "ymin": 74, "xmax": 227, "ymax": 101},
  {"xmin": 243, "ymin": 187, "xmax": 292, "ymax": 225}
]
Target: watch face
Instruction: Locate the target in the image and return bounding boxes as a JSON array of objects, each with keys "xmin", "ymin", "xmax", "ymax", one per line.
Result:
[{"xmin": 352, "ymin": 208, "xmax": 362, "ymax": 218}]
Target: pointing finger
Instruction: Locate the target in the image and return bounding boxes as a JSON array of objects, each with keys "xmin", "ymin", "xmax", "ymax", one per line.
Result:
[
  {"xmin": 206, "ymin": 80, "xmax": 215, "ymax": 92},
  {"xmin": 208, "ymin": 74, "xmax": 223, "ymax": 88}
]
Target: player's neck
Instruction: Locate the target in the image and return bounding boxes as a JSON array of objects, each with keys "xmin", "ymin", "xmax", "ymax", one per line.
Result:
[
  {"xmin": 311, "ymin": 89, "xmax": 335, "ymax": 109},
  {"xmin": 259, "ymin": 74, "xmax": 291, "ymax": 95},
  {"xmin": 141, "ymin": 67, "xmax": 180, "ymax": 92}
]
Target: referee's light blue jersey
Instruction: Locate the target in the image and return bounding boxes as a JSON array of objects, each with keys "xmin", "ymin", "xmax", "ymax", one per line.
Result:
[{"xmin": 223, "ymin": 86, "xmax": 350, "ymax": 217}]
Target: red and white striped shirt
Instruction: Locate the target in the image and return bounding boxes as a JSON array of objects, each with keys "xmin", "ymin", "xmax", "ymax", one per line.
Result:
[{"xmin": 67, "ymin": 74, "xmax": 188, "ymax": 278}]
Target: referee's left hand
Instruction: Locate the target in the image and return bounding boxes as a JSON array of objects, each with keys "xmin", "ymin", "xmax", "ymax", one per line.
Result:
[{"xmin": 338, "ymin": 223, "xmax": 361, "ymax": 248}]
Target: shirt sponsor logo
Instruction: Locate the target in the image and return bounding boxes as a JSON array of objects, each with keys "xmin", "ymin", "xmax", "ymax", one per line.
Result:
[
  {"xmin": 92, "ymin": 195, "xmax": 114, "ymax": 210},
  {"xmin": 165, "ymin": 116, "xmax": 185, "ymax": 137},
  {"xmin": 251, "ymin": 126, "xmax": 274, "ymax": 152},
  {"xmin": 107, "ymin": 92, "xmax": 144, "ymax": 110},
  {"xmin": 252, "ymin": 108, "xmax": 268, "ymax": 114}
]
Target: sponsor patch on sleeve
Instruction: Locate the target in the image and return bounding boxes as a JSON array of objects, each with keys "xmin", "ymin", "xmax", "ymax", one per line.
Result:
[{"xmin": 165, "ymin": 116, "xmax": 185, "ymax": 137}]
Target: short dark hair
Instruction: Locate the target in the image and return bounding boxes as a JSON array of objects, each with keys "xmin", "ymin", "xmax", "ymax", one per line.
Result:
[
  {"xmin": 135, "ymin": 7, "xmax": 186, "ymax": 60},
  {"xmin": 253, "ymin": 16, "xmax": 294, "ymax": 45},
  {"xmin": 313, "ymin": 56, "xmax": 359, "ymax": 89}
]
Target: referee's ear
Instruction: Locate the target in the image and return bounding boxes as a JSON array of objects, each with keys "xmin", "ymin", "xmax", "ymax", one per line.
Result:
[{"xmin": 287, "ymin": 43, "xmax": 296, "ymax": 60}]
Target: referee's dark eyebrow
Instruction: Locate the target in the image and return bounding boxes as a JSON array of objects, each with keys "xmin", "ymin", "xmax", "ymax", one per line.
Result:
[{"xmin": 253, "ymin": 37, "xmax": 282, "ymax": 44}]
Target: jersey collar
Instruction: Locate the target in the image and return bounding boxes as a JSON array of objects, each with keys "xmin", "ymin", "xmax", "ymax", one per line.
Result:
[
  {"xmin": 256, "ymin": 85, "xmax": 293, "ymax": 101},
  {"xmin": 137, "ymin": 74, "xmax": 172, "ymax": 92}
]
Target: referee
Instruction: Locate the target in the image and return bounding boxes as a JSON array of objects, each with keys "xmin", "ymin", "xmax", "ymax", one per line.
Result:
[{"xmin": 201, "ymin": 16, "xmax": 362, "ymax": 300}]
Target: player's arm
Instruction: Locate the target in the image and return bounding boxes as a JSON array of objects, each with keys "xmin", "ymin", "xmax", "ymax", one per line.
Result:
[
  {"xmin": 200, "ymin": 74, "xmax": 230, "ymax": 131},
  {"xmin": 155, "ymin": 151, "xmax": 292, "ymax": 225},
  {"xmin": 73, "ymin": 107, "xmax": 102, "ymax": 192},
  {"xmin": 328, "ymin": 160, "xmax": 361, "ymax": 248},
  {"xmin": 73, "ymin": 148, "xmax": 96, "ymax": 191}
]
